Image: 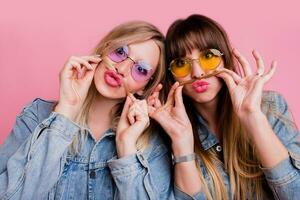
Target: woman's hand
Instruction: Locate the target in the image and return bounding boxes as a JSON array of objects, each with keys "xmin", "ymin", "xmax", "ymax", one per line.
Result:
[
  {"xmin": 116, "ymin": 94, "xmax": 150, "ymax": 157},
  {"xmin": 147, "ymin": 82, "xmax": 194, "ymax": 157},
  {"xmin": 216, "ymin": 49, "xmax": 276, "ymax": 119},
  {"xmin": 54, "ymin": 55, "xmax": 101, "ymax": 121}
]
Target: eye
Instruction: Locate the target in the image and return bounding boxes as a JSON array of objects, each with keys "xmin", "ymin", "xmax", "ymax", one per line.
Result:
[
  {"xmin": 115, "ymin": 47, "xmax": 127, "ymax": 57},
  {"xmin": 204, "ymin": 51, "xmax": 214, "ymax": 59},
  {"xmin": 175, "ymin": 59, "xmax": 186, "ymax": 67},
  {"xmin": 135, "ymin": 64, "xmax": 149, "ymax": 76}
]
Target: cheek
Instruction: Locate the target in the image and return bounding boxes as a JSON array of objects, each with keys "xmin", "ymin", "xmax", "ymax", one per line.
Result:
[
  {"xmin": 214, "ymin": 77, "xmax": 223, "ymax": 89},
  {"xmin": 94, "ymin": 64, "xmax": 105, "ymax": 80},
  {"xmin": 173, "ymin": 74, "xmax": 192, "ymax": 83},
  {"xmin": 210, "ymin": 77, "xmax": 223, "ymax": 96},
  {"xmin": 125, "ymin": 78, "xmax": 148, "ymax": 93}
]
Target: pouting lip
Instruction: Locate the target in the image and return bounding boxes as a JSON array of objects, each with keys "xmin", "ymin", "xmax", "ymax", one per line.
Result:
[
  {"xmin": 105, "ymin": 70, "xmax": 122, "ymax": 86},
  {"xmin": 192, "ymin": 80, "xmax": 209, "ymax": 88}
]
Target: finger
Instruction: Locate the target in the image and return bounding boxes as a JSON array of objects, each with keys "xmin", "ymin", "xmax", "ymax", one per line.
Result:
[
  {"xmin": 148, "ymin": 83, "xmax": 162, "ymax": 100},
  {"xmin": 68, "ymin": 61, "xmax": 83, "ymax": 79},
  {"xmin": 174, "ymin": 85, "xmax": 184, "ymax": 108},
  {"xmin": 120, "ymin": 96, "xmax": 133, "ymax": 121},
  {"xmin": 137, "ymin": 100, "xmax": 149, "ymax": 121},
  {"xmin": 82, "ymin": 55, "xmax": 102, "ymax": 63},
  {"xmin": 252, "ymin": 50, "xmax": 265, "ymax": 76},
  {"xmin": 147, "ymin": 96, "xmax": 155, "ymax": 105},
  {"xmin": 148, "ymin": 105, "xmax": 157, "ymax": 117},
  {"xmin": 147, "ymin": 95, "xmax": 162, "ymax": 109},
  {"xmin": 128, "ymin": 93, "xmax": 138, "ymax": 103},
  {"xmin": 216, "ymin": 68, "xmax": 242, "ymax": 84},
  {"xmin": 154, "ymin": 97, "xmax": 162, "ymax": 108},
  {"xmin": 129, "ymin": 101, "xmax": 148, "ymax": 122},
  {"xmin": 233, "ymin": 48, "xmax": 252, "ymax": 76},
  {"xmin": 73, "ymin": 57, "xmax": 94, "ymax": 70},
  {"xmin": 166, "ymin": 82, "xmax": 179, "ymax": 106},
  {"xmin": 152, "ymin": 83, "xmax": 163, "ymax": 94},
  {"xmin": 127, "ymin": 107, "xmax": 136, "ymax": 125},
  {"xmin": 81, "ymin": 66, "xmax": 96, "ymax": 82},
  {"xmin": 140, "ymin": 100, "xmax": 149, "ymax": 114},
  {"xmin": 151, "ymin": 83, "xmax": 162, "ymax": 99},
  {"xmin": 78, "ymin": 67, "xmax": 87, "ymax": 79},
  {"xmin": 261, "ymin": 61, "xmax": 277, "ymax": 83},
  {"xmin": 69, "ymin": 61, "xmax": 82, "ymax": 72},
  {"xmin": 216, "ymin": 72, "xmax": 237, "ymax": 90}
]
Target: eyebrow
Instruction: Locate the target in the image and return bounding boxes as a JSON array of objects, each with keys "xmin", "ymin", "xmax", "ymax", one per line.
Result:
[
  {"xmin": 136, "ymin": 61, "xmax": 152, "ymax": 70},
  {"xmin": 127, "ymin": 45, "xmax": 152, "ymax": 69}
]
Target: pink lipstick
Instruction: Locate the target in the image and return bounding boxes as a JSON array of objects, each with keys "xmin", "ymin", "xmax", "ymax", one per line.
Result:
[
  {"xmin": 192, "ymin": 80, "xmax": 209, "ymax": 93},
  {"xmin": 104, "ymin": 70, "xmax": 122, "ymax": 87}
]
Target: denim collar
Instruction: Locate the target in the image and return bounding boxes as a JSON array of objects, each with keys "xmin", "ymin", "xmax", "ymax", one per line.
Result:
[{"xmin": 195, "ymin": 113, "xmax": 219, "ymax": 151}]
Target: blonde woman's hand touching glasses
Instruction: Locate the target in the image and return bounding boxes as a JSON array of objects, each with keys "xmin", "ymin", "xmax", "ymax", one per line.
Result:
[
  {"xmin": 116, "ymin": 93, "xmax": 150, "ymax": 157},
  {"xmin": 147, "ymin": 83, "xmax": 194, "ymax": 157},
  {"xmin": 54, "ymin": 55, "xmax": 101, "ymax": 121},
  {"xmin": 216, "ymin": 49, "xmax": 276, "ymax": 120}
]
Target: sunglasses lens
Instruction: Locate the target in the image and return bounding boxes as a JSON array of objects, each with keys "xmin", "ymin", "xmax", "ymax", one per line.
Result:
[
  {"xmin": 132, "ymin": 62, "xmax": 152, "ymax": 82},
  {"xmin": 170, "ymin": 58, "xmax": 190, "ymax": 77},
  {"xmin": 108, "ymin": 46, "xmax": 128, "ymax": 63},
  {"xmin": 199, "ymin": 49, "xmax": 222, "ymax": 72}
]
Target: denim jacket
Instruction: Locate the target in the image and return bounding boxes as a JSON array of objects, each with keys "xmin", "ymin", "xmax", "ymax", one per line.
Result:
[
  {"xmin": 0, "ymin": 98, "xmax": 175, "ymax": 200},
  {"xmin": 174, "ymin": 91, "xmax": 300, "ymax": 200}
]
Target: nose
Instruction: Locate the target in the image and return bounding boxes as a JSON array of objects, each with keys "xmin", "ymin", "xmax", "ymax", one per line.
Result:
[
  {"xmin": 115, "ymin": 58, "xmax": 133, "ymax": 77},
  {"xmin": 190, "ymin": 60, "xmax": 205, "ymax": 79}
]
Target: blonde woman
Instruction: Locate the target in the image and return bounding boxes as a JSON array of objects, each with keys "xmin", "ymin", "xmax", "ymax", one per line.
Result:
[
  {"xmin": 148, "ymin": 14, "xmax": 300, "ymax": 199},
  {"xmin": 0, "ymin": 21, "xmax": 174, "ymax": 199}
]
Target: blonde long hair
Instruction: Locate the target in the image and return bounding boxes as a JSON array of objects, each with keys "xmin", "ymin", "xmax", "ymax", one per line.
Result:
[
  {"xmin": 70, "ymin": 21, "xmax": 166, "ymax": 154},
  {"xmin": 166, "ymin": 14, "xmax": 295, "ymax": 200}
]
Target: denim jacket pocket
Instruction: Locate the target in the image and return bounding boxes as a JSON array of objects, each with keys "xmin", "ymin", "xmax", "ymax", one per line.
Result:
[{"xmin": 290, "ymin": 151, "xmax": 300, "ymax": 169}]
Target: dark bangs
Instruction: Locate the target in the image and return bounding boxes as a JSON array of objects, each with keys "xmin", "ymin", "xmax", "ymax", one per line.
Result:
[{"xmin": 165, "ymin": 15, "xmax": 233, "ymax": 68}]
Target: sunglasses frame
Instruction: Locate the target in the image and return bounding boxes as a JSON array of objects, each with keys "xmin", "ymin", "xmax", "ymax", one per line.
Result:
[
  {"xmin": 169, "ymin": 48, "xmax": 224, "ymax": 78},
  {"xmin": 107, "ymin": 46, "xmax": 154, "ymax": 82}
]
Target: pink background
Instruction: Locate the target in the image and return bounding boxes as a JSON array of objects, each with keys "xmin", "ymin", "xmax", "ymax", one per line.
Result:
[{"xmin": 1, "ymin": 0, "xmax": 299, "ymax": 144}]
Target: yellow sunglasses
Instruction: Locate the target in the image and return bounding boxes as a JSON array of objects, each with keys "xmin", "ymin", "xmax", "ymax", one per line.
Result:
[{"xmin": 169, "ymin": 49, "xmax": 223, "ymax": 78}]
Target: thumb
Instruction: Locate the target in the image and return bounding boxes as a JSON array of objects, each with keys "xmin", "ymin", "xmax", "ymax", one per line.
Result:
[
  {"xmin": 174, "ymin": 85, "xmax": 184, "ymax": 108},
  {"xmin": 119, "ymin": 95, "xmax": 133, "ymax": 122}
]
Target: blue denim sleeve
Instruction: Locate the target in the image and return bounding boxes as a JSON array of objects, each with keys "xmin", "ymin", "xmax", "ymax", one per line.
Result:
[
  {"xmin": 174, "ymin": 185, "xmax": 206, "ymax": 200},
  {"xmin": 261, "ymin": 91, "xmax": 300, "ymax": 199},
  {"xmin": 0, "ymin": 99, "xmax": 80, "ymax": 200},
  {"xmin": 107, "ymin": 134, "xmax": 176, "ymax": 200}
]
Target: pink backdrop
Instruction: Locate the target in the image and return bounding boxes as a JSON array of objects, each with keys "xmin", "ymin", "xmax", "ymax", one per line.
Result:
[{"xmin": 1, "ymin": 0, "xmax": 299, "ymax": 143}]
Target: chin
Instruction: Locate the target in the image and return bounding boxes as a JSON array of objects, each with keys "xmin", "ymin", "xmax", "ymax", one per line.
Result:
[
  {"xmin": 192, "ymin": 93, "xmax": 217, "ymax": 104},
  {"xmin": 94, "ymin": 80, "xmax": 126, "ymax": 100},
  {"xmin": 184, "ymin": 87, "xmax": 219, "ymax": 104}
]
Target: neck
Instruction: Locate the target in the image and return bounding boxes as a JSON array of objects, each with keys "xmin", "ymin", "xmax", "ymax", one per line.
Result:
[
  {"xmin": 193, "ymin": 96, "xmax": 221, "ymax": 140},
  {"xmin": 88, "ymin": 94, "xmax": 122, "ymax": 140}
]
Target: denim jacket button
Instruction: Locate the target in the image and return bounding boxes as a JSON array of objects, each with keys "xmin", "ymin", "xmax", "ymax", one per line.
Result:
[
  {"xmin": 90, "ymin": 170, "xmax": 96, "ymax": 179},
  {"xmin": 216, "ymin": 145, "xmax": 222, "ymax": 152}
]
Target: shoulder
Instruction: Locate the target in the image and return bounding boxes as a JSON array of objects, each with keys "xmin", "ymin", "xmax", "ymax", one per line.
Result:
[
  {"xmin": 262, "ymin": 90, "xmax": 287, "ymax": 106},
  {"xmin": 262, "ymin": 90, "xmax": 289, "ymax": 115},
  {"xmin": 19, "ymin": 98, "xmax": 57, "ymax": 124},
  {"xmin": 262, "ymin": 91, "xmax": 299, "ymax": 144}
]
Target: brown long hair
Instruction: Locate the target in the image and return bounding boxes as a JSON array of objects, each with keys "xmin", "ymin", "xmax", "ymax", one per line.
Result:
[{"xmin": 166, "ymin": 14, "xmax": 265, "ymax": 200}]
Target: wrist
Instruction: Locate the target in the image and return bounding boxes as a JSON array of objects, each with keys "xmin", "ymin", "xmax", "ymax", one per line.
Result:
[
  {"xmin": 238, "ymin": 107, "xmax": 264, "ymax": 118},
  {"xmin": 239, "ymin": 110, "xmax": 266, "ymax": 125},
  {"xmin": 54, "ymin": 103, "xmax": 79, "ymax": 121},
  {"xmin": 239, "ymin": 111, "xmax": 269, "ymax": 141},
  {"xmin": 172, "ymin": 141, "xmax": 194, "ymax": 157},
  {"xmin": 173, "ymin": 153, "xmax": 197, "ymax": 165},
  {"xmin": 116, "ymin": 139, "xmax": 137, "ymax": 158},
  {"xmin": 170, "ymin": 132, "xmax": 194, "ymax": 157}
]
